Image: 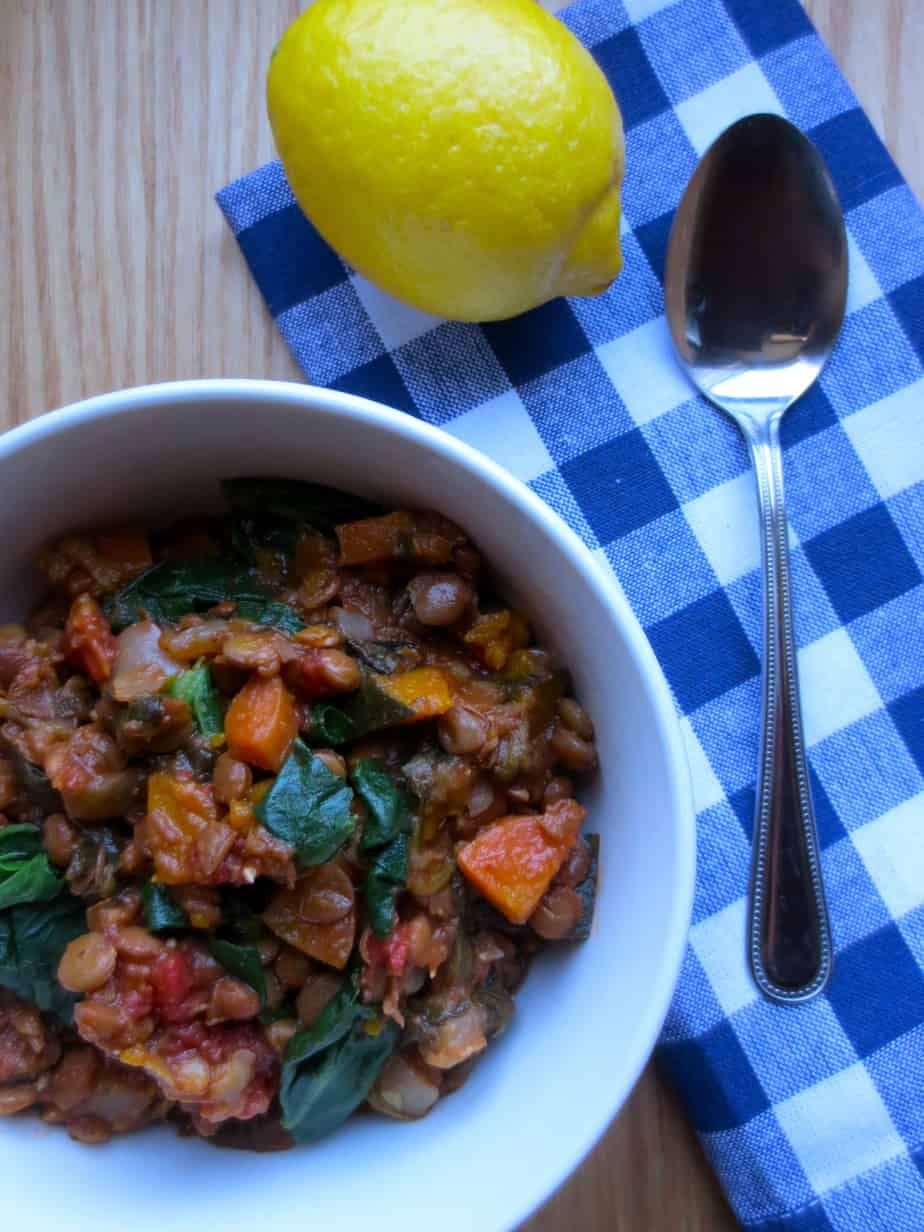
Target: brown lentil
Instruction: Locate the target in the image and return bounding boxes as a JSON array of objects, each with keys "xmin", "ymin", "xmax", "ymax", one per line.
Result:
[
  {"xmin": 57, "ymin": 934, "xmax": 117, "ymax": 994},
  {"xmin": 528, "ymin": 887, "xmax": 583, "ymax": 940},
  {"xmin": 208, "ymin": 977, "xmax": 261, "ymax": 1023},
  {"xmin": 274, "ymin": 946, "xmax": 312, "ymax": 989},
  {"xmin": 297, "ymin": 973, "xmax": 343, "ymax": 1027},
  {"xmin": 313, "ymin": 748, "xmax": 347, "ymax": 778},
  {"xmin": 549, "ymin": 724, "xmax": 597, "ymax": 772},
  {"xmin": 317, "ymin": 649, "xmax": 361, "ymax": 692},
  {"xmin": 212, "ymin": 753, "xmax": 252, "ymax": 805},
  {"xmin": 42, "ymin": 812, "xmax": 79, "ymax": 867},
  {"xmin": 0, "ymin": 1083, "xmax": 39, "ymax": 1115}
]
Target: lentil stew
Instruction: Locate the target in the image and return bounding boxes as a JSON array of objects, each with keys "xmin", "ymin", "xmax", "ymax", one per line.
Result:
[{"xmin": 0, "ymin": 479, "xmax": 599, "ymax": 1148}]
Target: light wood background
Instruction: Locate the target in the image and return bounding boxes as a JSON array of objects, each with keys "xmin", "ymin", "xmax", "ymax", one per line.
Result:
[{"xmin": 0, "ymin": 1, "xmax": 920, "ymax": 1227}]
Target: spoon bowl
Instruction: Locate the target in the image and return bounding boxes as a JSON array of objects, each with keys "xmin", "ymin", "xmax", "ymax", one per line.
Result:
[
  {"xmin": 666, "ymin": 113, "xmax": 847, "ymax": 422},
  {"xmin": 665, "ymin": 113, "xmax": 847, "ymax": 1004}
]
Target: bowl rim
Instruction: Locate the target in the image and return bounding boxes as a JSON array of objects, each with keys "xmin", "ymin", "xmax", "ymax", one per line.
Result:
[{"xmin": 0, "ymin": 378, "xmax": 695, "ymax": 1229}]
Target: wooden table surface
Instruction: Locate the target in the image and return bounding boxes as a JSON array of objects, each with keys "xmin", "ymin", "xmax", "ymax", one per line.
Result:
[{"xmin": 1, "ymin": 1, "xmax": 921, "ymax": 1227}]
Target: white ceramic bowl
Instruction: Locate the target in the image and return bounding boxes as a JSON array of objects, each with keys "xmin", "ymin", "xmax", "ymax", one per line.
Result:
[{"xmin": 0, "ymin": 380, "xmax": 694, "ymax": 1232}]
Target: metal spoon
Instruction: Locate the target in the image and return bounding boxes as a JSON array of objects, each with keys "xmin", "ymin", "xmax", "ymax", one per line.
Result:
[{"xmin": 665, "ymin": 114, "xmax": 846, "ymax": 1004}]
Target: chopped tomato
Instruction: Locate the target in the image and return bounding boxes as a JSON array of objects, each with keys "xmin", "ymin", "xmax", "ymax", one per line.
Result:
[
  {"xmin": 64, "ymin": 593, "xmax": 117, "ymax": 682},
  {"xmin": 150, "ymin": 950, "xmax": 195, "ymax": 1021},
  {"xmin": 366, "ymin": 924, "xmax": 410, "ymax": 978}
]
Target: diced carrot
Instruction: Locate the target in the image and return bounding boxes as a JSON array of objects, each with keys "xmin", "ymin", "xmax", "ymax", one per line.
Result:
[
  {"xmin": 94, "ymin": 528, "xmax": 153, "ymax": 569},
  {"xmin": 143, "ymin": 772, "xmax": 228, "ymax": 885},
  {"xmin": 463, "ymin": 610, "xmax": 530, "ymax": 672},
  {"xmin": 336, "ymin": 511, "xmax": 463, "ymax": 567},
  {"xmin": 224, "ymin": 674, "xmax": 298, "ymax": 772},
  {"xmin": 64, "ymin": 593, "xmax": 118, "ymax": 683},
  {"xmin": 380, "ymin": 667, "xmax": 455, "ymax": 722},
  {"xmin": 457, "ymin": 799, "xmax": 587, "ymax": 925},
  {"xmin": 336, "ymin": 512, "xmax": 414, "ymax": 566}
]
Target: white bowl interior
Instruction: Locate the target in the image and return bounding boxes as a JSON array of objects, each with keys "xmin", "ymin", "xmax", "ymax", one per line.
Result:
[{"xmin": 0, "ymin": 382, "xmax": 693, "ymax": 1232}]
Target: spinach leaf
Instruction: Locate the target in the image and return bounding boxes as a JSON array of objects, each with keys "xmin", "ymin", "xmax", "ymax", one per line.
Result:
[
  {"xmin": 222, "ymin": 478, "xmax": 378, "ymax": 536},
  {"xmin": 0, "ymin": 894, "xmax": 87, "ymax": 1020},
  {"xmin": 142, "ymin": 882, "xmax": 190, "ymax": 933},
  {"xmin": 283, "ymin": 972, "xmax": 365, "ymax": 1068},
  {"xmin": 0, "ymin": 825, "xmax": 63, "ymax": 911},
  {"xmin": 339, "ymin": 674, "xmax": 413, "ymax": 738},
  {"xmin": 255, "ymin": 739, "xmax": 355, "ymax": 868},
  {"xmin": 0, "ymin": 824, "xmax": 44, "ymax": 867},
  {"xmin": 308, "ymin": 703, "xmax": 355, "ymax": 747},
  {"xmin": 350, "ymin": 763, "xmax": 411, "ymax": 937},
  {"xmin": 105, "ymin": 559, "xmax": 304, "ymax": 634},
  {"xmin": 167, "ymin": 660, "xmax": 224, "ymax": 741},
  {"xmin": 233, "ymin": 596, "xmax": 304, "ymax": 634},
  {"xmin": 366, "ymin": 834, "xmax": 408, "ymax": 938},
  {"xmin": 208, "ymin": 938, "xmax": 266, "ymax": 1005},
  {"xmin": 0, "ymin": 856, "xmax": 62, "ymax": 912},
  {"xmin": 280, "ymin": 1017, "xmax": 399, "ymax": 1144},
  {"xmin": 351, "ymin": 761, "xmax": 411, "ymax": 851}
]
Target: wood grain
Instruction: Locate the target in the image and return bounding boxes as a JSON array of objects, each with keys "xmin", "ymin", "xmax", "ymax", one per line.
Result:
[{"xmin": 0, "ymin": 2, "xmax": 920, "ymax": 1228}]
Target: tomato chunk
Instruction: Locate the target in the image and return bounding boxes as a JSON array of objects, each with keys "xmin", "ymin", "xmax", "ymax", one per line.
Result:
[{"xmin": 64, "ymin": 594, "xmax": 117, "ymax": 683}]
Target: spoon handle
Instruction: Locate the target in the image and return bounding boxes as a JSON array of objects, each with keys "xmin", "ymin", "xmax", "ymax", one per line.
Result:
[{"xmin": 746, "ymin": 417, "xmax": 833, "ymax": 1004}]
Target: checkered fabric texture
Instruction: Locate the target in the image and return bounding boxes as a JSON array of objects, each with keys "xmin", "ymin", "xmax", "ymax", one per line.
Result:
[{"xmin": 218, "ymin": 0, "xmax": 924, "ymax": 1226}]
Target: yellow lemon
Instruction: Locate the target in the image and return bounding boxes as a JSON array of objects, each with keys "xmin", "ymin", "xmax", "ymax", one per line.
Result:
[{"xmin": 267, "ymin": 0, "xmax": 624, "ymax": 322}]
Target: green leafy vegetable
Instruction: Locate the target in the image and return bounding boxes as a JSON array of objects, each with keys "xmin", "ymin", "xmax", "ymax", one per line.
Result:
[
  {"xmin": 283, "ymin": 972, "xmax": 365, "ymax": 1068},
  {"xmin": 208, "ymin": 938, "xmax": 267, "ymax": 1005},
  {"xmin": 142, "ymin": 882, "xmax": 190, "ymax": 933},
  {"xmin": 339, "ymin": 674, "xmax": 414, "ymax": 738},
  {"xmin": 352, "ymin": 760, "xmax": 412, "ymax": 851},
  {"xmin": 308, "ymin": 703, "xmax": 356, "ymax": 747},
  {"xmin": 105, "ymin": 559, "xmax": 304, "ymax": 634},
  {"xmin": 0, "ymin": 894, "xmax": 87, "ymax": 1020},
  {"xmin": 281, "ymin": 1013, "xmax": 399, "ymax": 1144},
  {"xmin": 0, "ymin": 826, "xmax": 44, "ymax": 866},
  {"xmin": 222, "ymin": 478, "xmax": 378, "ymax": 536},
  {"xmin": 0, "ymin": 825, "xmax": 63, "ymax": 911},
  {"xmin": 349, "ymin": 762, "xmax": 412, "ymax": 937},
  {"xmin": 167, "ymin": 660, "xmax": 224, "ymax": 741},
  {"xmin": 365, "ymin": 834, "xmax": 408, "ymax": 938},
  {"xmin": 255, "ymin": 739, "xmax": 355, "ymax": 868}
]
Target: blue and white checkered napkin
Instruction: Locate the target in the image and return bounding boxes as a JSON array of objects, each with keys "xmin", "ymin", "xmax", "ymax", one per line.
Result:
[{"xmin": 218, "ymin": 0, "xmax": 924, "ymax": 1226}]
